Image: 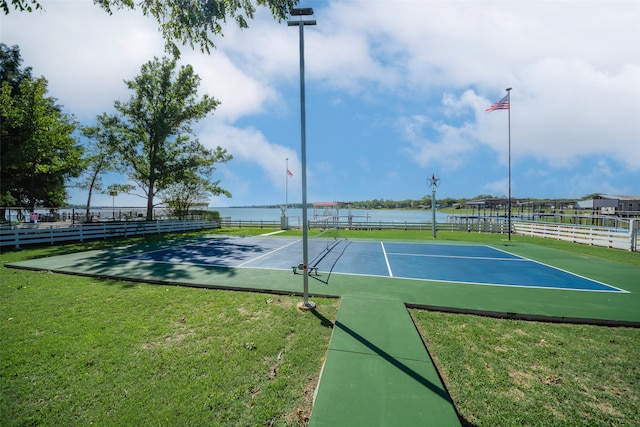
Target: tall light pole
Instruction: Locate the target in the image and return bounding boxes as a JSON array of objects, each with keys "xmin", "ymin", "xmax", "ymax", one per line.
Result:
[
  {"xmin": 506, "ymin": 87, "xmax": 512, "ymax": 241},
  {"xmin": 289, "ymin": 7, "xmax": 316, "ymax": 310}
]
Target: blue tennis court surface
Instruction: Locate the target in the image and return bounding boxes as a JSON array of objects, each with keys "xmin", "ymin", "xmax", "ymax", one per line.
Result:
[{"xmin": 119, "ymin": 236, "xmax": 626, "ymax": 293}]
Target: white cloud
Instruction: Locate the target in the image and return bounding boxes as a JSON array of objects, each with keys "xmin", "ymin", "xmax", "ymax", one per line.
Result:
[
  {"xmin": 206, "ymin": 165, "xmax": 249, "ymax": 206},
  {"xmin": 562, "ymin": 170, "xmax": 630, "ymax": 199},
  {"xmin": 3, "ymin": 0, "xmax": 638, "ymax": 204},
  {"xmin": 199, "ymin": 121, "xmax": 300, "ymax": 191},
  {"xmin": 314, "ymin": 1, "xmax": 640, "ymax": 173},
  {"xmin": 3, "ymin": 2, "xmax": 286, "ymax": 124},
  {"xmin": 442, "ymin": 90, "xmax": 484, "ymax": 117},
  {"xmin": 483, "ymin": 178, "xmax": 509, "ymax": 197},
  {"xmin": 473, "ymin": 59, "xmax": 640, "ymax": 170},
  {"xmin": 398, "ymin": 114, "xmax": 475, "ymax": 169},
  {"xmin": 209, "ymin": 8, "xmax": 299, "ymax": 80},
  {"xmin": 2, "ymin": 2, "xmax": 165, "ymax": 120},
  {"xmin": 185, "ymin": 52, "xmax": 282, "ymax": 122}
]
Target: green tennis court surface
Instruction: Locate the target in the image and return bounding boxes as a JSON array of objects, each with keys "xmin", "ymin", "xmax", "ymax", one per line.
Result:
[
  {"xmin": 7, "ymin": 234, "xmax": 639, "ymax": 426},
  {"xmin": 117, "ymin": 237, "xmax": 625, "ymax": 293}
]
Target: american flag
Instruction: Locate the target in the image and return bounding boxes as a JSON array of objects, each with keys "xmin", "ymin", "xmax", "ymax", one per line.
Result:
[
  {"xmin": 485, "ymin": 94, "xmax": 510, "ymax": 112},
  {"xmin": 287, "ymin": 169, "xmax": 293, "ymax": 177}
]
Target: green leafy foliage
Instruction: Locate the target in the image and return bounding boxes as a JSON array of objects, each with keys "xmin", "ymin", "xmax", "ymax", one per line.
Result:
[
  {"xmin": 77, "ymin": 114, "xmax": 124, "ymax": 220},
  {"xmin": 4, "ymin": 0, "xmax": 300, "ymax": 56},
  {"xmin": 104, "ymin": 56, "xmax": 231, "ymax": 220},
  {"xmin": 93, "ymin": 0, "xmax": 299, "ymax": 55},
  {"xmin": 0, "ymin": 44, "xmax": 82, "ymax": 210},
  {"xmin": 1, "ymin": 0, "xmax": 41, "ymax": 14}
]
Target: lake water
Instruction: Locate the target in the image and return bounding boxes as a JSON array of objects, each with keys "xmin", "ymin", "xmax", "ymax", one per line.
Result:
[{"xmin": 5, "ymin": 206, "xmax": 450, "ymax": 224}]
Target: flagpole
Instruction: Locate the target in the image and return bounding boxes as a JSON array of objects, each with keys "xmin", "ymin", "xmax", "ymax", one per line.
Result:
[
  {"xmin": 506, "ymin": 87, "xmax": 512, "ymax": 241},
  {"xmin": 285, "ymin": 158, "xmax": 289, "ymax": 214},
  {"xmin": 485, "ymin": 89, "xmax": 512, "ymax": 240}
]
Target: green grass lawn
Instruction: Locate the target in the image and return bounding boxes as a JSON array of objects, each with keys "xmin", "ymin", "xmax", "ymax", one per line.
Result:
[
  {"xmin": 0, "ymin": 231, "xmax": 338, "ymax": 426},
  {"xmin": 1, "ymin": 228, "xmax": 639, "ymax": 426},
  {"xmin": 411, "ymin": 311, "xmax": 640, "ymax": 426}
]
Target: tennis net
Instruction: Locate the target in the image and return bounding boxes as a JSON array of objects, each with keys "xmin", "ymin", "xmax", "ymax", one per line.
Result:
[{"xmin": 307, "ymin": 226, "xmax": 347, "ymax": 269}]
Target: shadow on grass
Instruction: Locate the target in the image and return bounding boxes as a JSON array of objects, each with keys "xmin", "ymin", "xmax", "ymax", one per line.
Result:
[{"xmin": 309, "ymin": 308, "xmax": 335, "ymax": 329}]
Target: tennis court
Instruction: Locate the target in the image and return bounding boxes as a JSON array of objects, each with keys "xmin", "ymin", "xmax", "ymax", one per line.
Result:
[
  {"xmin": 6, "ymin": 232, "xmax": 638, "ymax": 426},
  {"xmin": 118, "ymin": 236, "xmax": 626, "ymax": 293}
]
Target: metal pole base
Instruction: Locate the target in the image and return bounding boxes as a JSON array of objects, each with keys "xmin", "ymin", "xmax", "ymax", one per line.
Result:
[{"xmin": 297, "ymin": 301, "xmax": 316, "ymax": 311}]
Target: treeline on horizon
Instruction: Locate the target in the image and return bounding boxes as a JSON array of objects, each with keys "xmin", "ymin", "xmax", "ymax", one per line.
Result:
[
  {"xmin": 59, "ymin": 194, "xmax": 602, "ymax": 210},
  {"xmin": 233, "ymin": 194, "xmax": 599, "ymax": 210}
]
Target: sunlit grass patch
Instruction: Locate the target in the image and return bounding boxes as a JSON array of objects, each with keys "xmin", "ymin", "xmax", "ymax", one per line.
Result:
[
  {"xmin": 411, "ymin": 310, "xmax": 640, "ymax": 426},
  {"xmin": 0, "ymin": 258, "xmax": 338, "ymax": 426}
]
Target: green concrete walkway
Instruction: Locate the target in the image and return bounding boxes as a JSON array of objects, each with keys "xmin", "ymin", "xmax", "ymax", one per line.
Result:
[{"xmin": 309, "ymin": 296, "xmax": 461, "ymax": 427}]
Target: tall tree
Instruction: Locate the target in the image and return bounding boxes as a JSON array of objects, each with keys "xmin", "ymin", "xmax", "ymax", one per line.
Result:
[
  {"xmin": 0, "ymin": 44, "xmax": 30, "ymax": 220},
  {"xmin": 4, "ymin": 0, "xmax": 298, "ymax": 54},
  {"xmin": 107, "ymin": 56, "xmax": 231, "ymax": 221},
  {"xmin": 162, "ymin": 172, "xmax": 231, "ymax": 220},
  {"xmin": 0, "ymin": 45, "xmax": 83, "ymax": 213},
  {"xmin": 78, "ymin": 114, "xmax": 120, "ymax": 222}
]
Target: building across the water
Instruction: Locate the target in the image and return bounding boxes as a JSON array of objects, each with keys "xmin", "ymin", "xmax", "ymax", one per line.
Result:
[
  {"xmin": 459, "ymin": 195, "xmax": 640, "ymax": 221},
  {"xmin": 576, "ymin": 195, "xmax": 640, "ymax": 217}
]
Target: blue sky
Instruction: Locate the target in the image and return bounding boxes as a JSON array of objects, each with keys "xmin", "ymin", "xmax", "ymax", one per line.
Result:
[{"xmin": 2, "ymin": 0, "xmax": 639, "ymax": 207}]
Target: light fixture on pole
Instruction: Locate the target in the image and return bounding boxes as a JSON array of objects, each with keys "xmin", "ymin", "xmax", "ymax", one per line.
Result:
[{"xmin": 288, "ymin": 7, "xmax": 316, "ymax": 310}]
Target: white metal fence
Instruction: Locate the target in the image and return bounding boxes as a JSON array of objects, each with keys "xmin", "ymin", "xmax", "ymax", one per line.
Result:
[
  {"xmin": 2, "ymin": 217, "xmax": 636, "ymax": 252},
  {"xmin": 513, "ymin": 219, "xmax": 637, "ymax": 252},
  {"xmin": 0, "ymin": 220, "xmax": 219, "ymax": 249}
]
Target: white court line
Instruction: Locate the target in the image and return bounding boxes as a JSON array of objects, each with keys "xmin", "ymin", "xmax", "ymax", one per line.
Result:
[
  {"xmin": 386, "ymin": 252, "xmax": 528, "ymax": 262},
  {"xmin": 488, "ymin": 245, "xmax": 630, "ymax": 293},
  {"xmin": 236, "ymin": 239, "xmax": 300, "ymax": 267},
  {"xmin": 338, "ymin": 271, "xmax": 628, "ymax": 293},
  {"xmin": 380, "ymin": 242, "xmax": 393, "ymax": 277},
  {"xmin": 260, "ymin": 230, "xmax": 288, "ymax": 236}
]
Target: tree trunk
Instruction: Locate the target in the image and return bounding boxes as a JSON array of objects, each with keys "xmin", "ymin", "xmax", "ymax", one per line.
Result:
[
  {"xmin": 146, "ymin": 179, "xmax": 154, "ymax": 221},
  {"xmin": 85, "ymin": 191, "xmax": 93, "ymax": 223},
  {"xmin": 85, "ymin": 172, "xmax": 98, "ymax": 223}
]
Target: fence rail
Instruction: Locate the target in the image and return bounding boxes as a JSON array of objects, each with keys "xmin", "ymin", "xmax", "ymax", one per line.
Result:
[
  {"xmin": 222, "ymin": 218, "xmax": 512, "ymax": 233},
  {"xmin": 2, "ymin": 217, "xmax": 637, "ymax": 252},
  {"xmin": 513, "ymin": 220, "xmax": 637, "ymax": 252},
  {"xmin": 0, "ymin": 220, "xmax": 219, "ymax": 249},
  {"xmin": 220, "ymin": 219, "xmax": 282, "ymax": 229}
]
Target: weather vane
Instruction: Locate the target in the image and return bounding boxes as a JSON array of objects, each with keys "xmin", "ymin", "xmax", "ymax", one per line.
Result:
[
  {"xmin": 427, "ymin": 173, "xmax": 440, "ymax": 238},
  {"xmin": 427, "ymin": 173, "xmax": 440, "ymax": 190}
]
